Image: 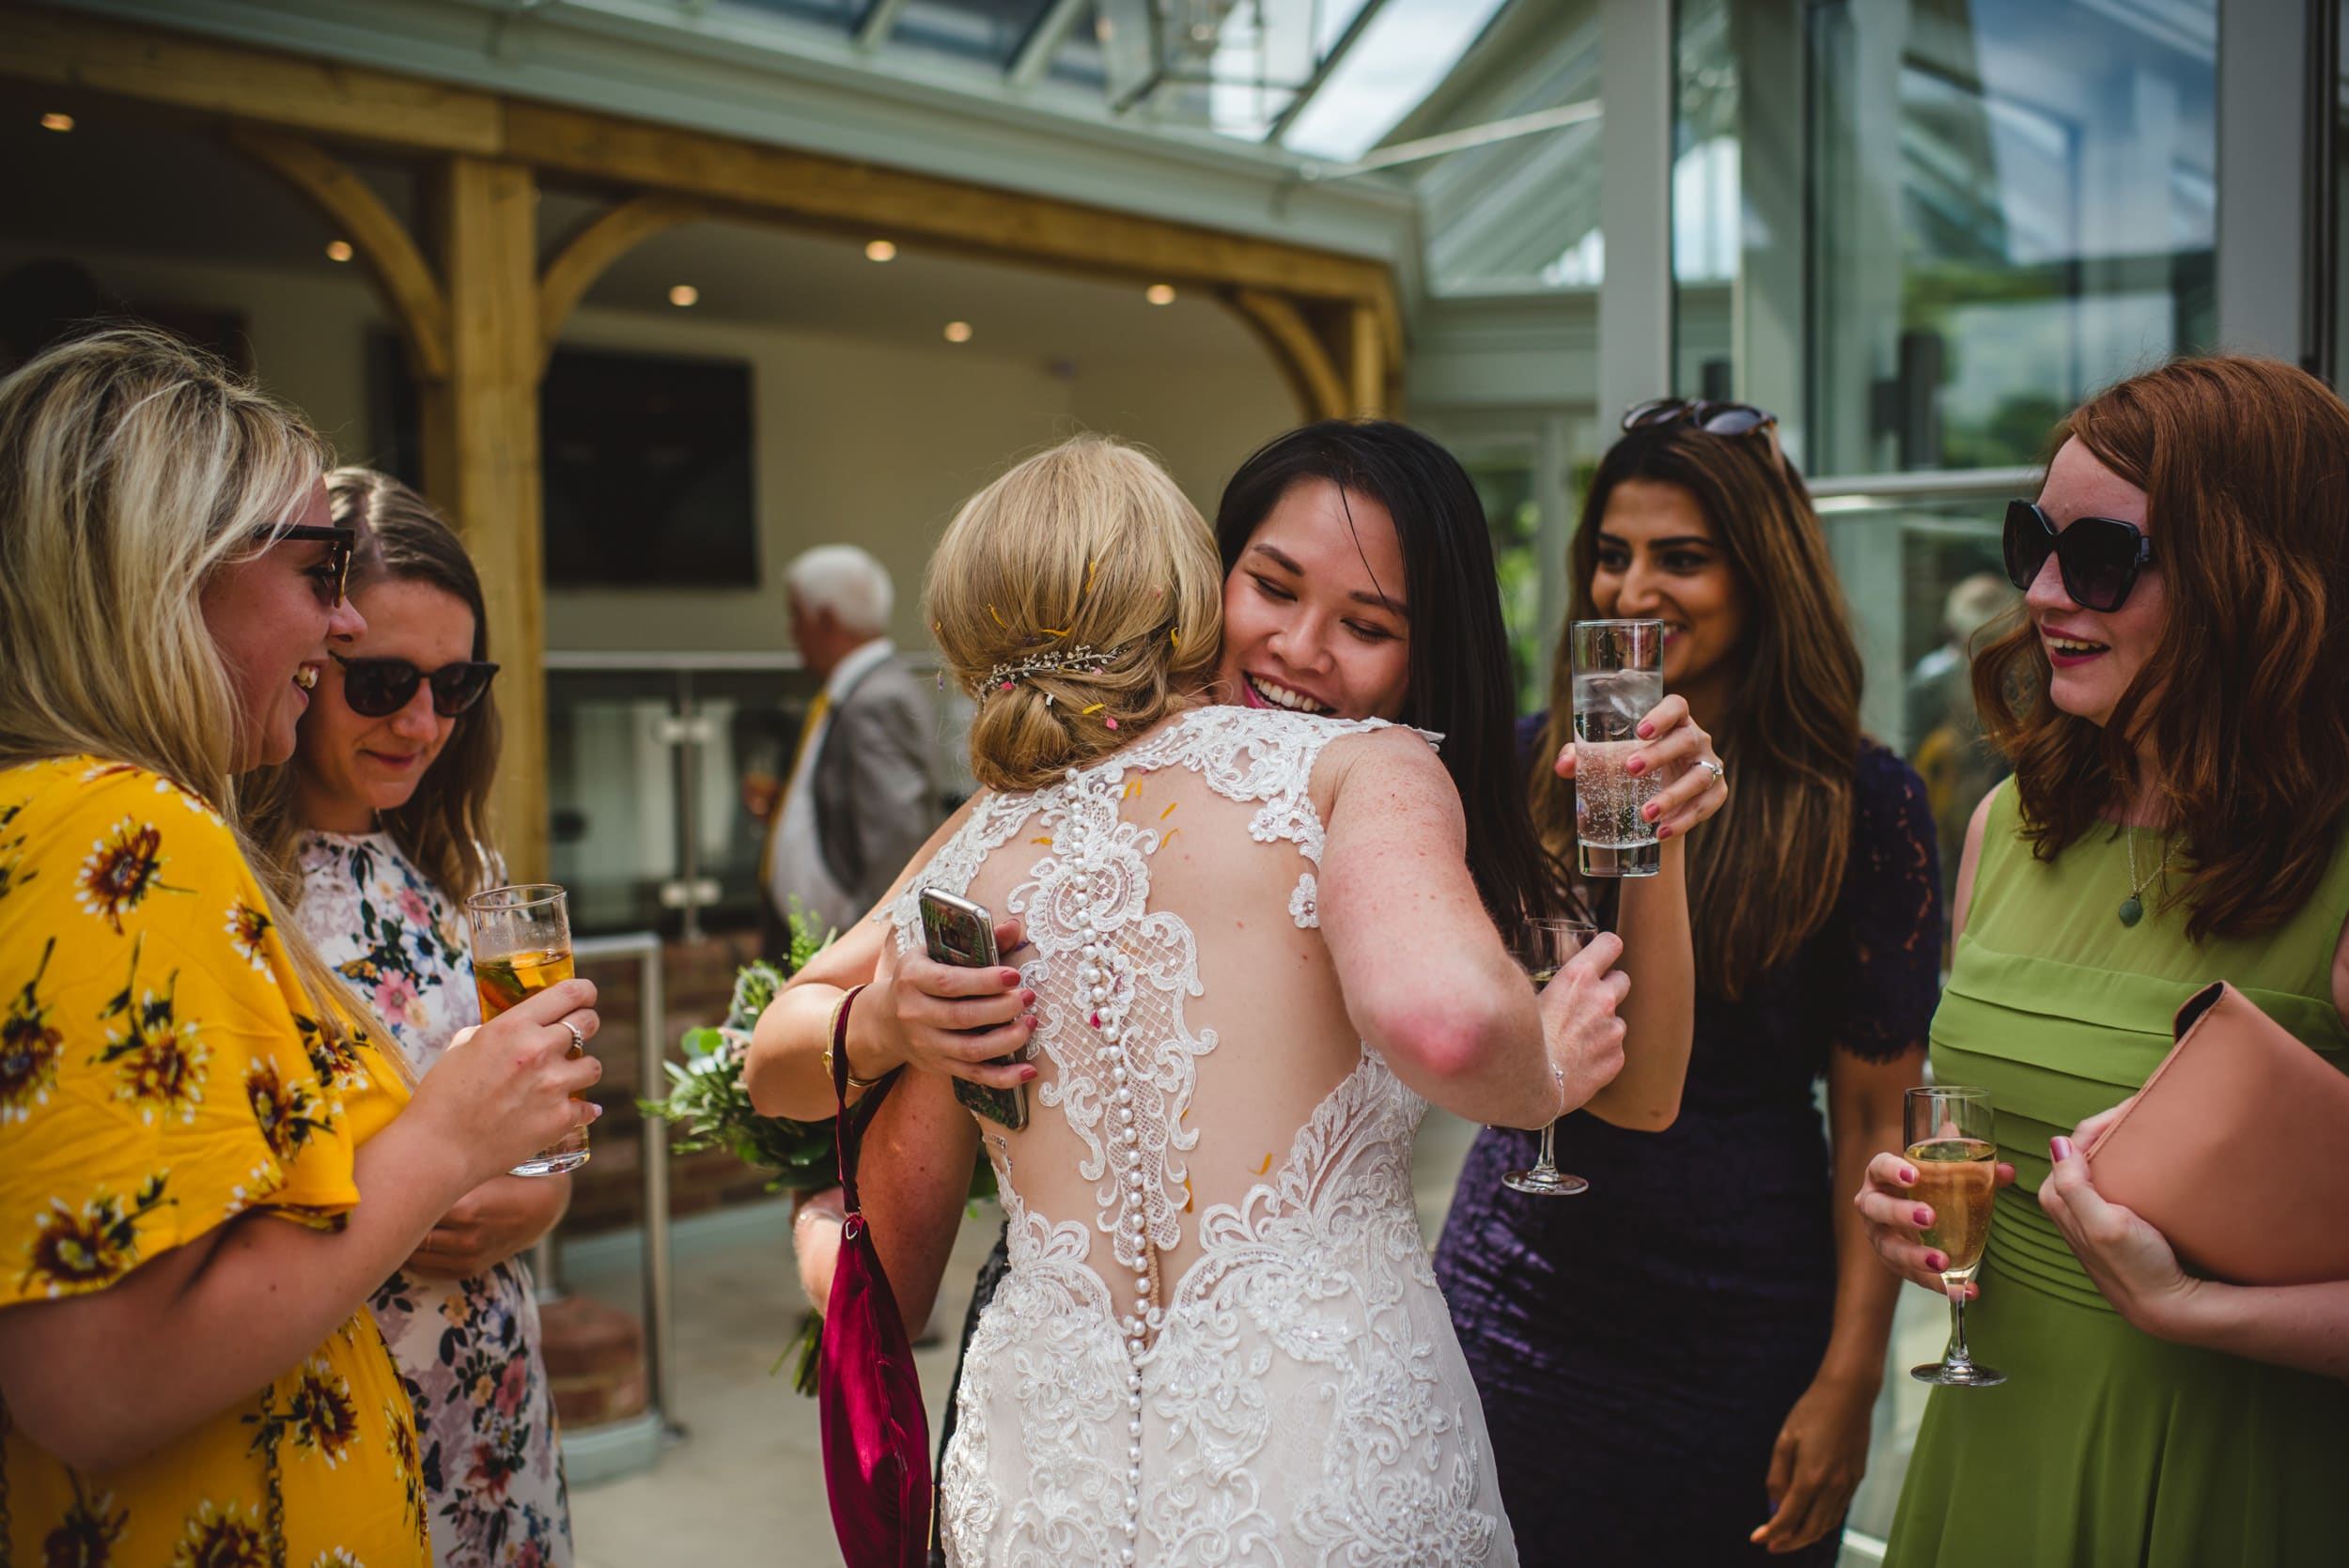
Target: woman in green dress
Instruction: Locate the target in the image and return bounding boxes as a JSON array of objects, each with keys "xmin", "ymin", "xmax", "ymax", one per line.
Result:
[{"xmin": 1856, "ymin": 355, "xmax": 2349, "ymax": 1566}]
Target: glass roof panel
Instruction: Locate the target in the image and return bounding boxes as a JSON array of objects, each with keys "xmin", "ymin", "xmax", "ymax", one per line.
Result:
[
  {"xmin": 1282, "ymin": 0, "xmax": 1513, "ymax": 162},
  {"xmin": 894, "ymin": 0, "xmax": 1062, "ymax": 67}
]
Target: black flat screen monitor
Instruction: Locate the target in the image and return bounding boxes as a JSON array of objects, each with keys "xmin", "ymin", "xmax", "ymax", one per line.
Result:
[{"xmin": 538, "ymin": 344, "xmax": 757, "ymax": 588}]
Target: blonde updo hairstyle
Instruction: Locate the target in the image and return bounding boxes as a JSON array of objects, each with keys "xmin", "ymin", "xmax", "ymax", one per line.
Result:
[{"xmin": 927, "ymin": 435, "xmax": 1221, "ymax": 793}]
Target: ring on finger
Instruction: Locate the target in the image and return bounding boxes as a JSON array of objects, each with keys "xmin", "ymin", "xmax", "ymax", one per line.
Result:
[
  {"xmin": 1700, "ymin": 757, "xmax": 1725, "ymax": 788},
  {"xmin": 562, "ymin": 1019, "xmax": 586, "ymax": 1057}
]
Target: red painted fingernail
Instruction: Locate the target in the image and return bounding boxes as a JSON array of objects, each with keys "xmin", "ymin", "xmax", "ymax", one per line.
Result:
[
  {"xmin": 999, "ymin": 969, "xmax": 1019, "ymax": 986},
  {"xmin": 1020, "ymin": 988, "xmax": 1037, "ymax": 1006},
  {"xmin": 1900, "ymin": 1166, "xmax": 1917, "ymax": 1184},
  {"xmin": 1626, "ymin": 755, "xmax": 1646, "ymax": 776},
  {"xmin": 2051, "ymin": 1136, "xmax": 2073, "ymax": 1161},
  {"xmin": 1925, "ymin": 1251, "xmax": 1946, "ymax": 1271},
  {"xmin": 1641, "ymin": 803, "xmax": 1660, "ymax": 822},
  {"xmin": 1656, "ymin": 824, "xmax": 1672, "ymax": 840},
  {"xmin": 1019, "ymin": 1066, "xmax": 1040, "ymax": 1082},
  {"xmin": 1637, "ymin": 722, "xmax": 1655, "ymax": 738},
  {"xmin": 1913, "ymin": 1205, "xmax": 1933, "ymax": 1226}
]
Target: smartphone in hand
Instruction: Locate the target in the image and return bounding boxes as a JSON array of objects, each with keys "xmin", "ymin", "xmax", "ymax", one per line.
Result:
[{"xmin": 918, "ymin": 887, "xmax": 1034, "ymax": 1130}]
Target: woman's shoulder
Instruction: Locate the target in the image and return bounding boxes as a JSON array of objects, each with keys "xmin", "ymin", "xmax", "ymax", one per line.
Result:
[{"xmin": 1, "ymin": 754, "xmax": 247, "ymax": 913}]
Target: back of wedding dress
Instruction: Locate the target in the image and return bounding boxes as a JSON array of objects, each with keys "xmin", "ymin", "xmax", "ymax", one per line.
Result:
[{"xmin": 888, "ymin": 704, "xmax": 1518, "ymax": 1568}]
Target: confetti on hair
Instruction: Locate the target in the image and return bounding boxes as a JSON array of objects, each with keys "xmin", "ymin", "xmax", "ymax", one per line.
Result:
[
  {"xmin": 988, "ymin": 604, "xmax": 1006, "ymax": 628},
  {"xmin": 1081, "ymin": 704, "xmax": 1105, "ymax": 715},
  {"xmin": 1085, "ymin": 560, "xmax": 1098, "ymax": 594},
  {"xmin": 1104, "ymin": 717, "xmax": 1119, "ymax": 730},
  {"xmin": 1159, "ymin": 801, "xmax": 1178, "ymax": 820},
  {"xmin": 1170, "ymin": 629, "xmax": 1180, "ymax": 648},
  {"xmin": 1039, "ymin": 626, "xmax": 1069, "ymax": 638},
  {"xmin": 1000, "ymin": 680, "xmax": 1013, "ymax": 691}
]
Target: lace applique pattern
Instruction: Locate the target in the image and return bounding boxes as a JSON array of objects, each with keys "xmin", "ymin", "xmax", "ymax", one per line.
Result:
[{"xmin": 901, "ymin": 708, "xmax": 1507, "ymax": 1567}]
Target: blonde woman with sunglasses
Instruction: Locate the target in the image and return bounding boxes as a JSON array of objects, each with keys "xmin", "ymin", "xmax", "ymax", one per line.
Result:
[
  {"xmin": 249, "ymin": 469, "xmax": 573, "ymax": 1567},
  {"xmin": 0, "ymin": 330, "xmax": 598, "ymax": 1566}
]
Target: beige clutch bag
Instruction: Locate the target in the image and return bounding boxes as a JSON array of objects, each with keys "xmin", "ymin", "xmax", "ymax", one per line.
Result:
[{"xmin": 2085, "ymin": 982, "xmax": 2349, "ymax": 1287}]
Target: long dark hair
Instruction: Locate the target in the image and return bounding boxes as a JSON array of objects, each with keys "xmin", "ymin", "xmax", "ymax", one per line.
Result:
[
  {"xmin": 1216, "ymin": 420, "xmax": 1570, "ymax": 924},
  {"xmin": 1975, "ymin": 356, "xmax": 2349, "ymax": 939},
  {"xmin": 1530, "ymin": 424, "xmax": 1862, "ymax": 998}
]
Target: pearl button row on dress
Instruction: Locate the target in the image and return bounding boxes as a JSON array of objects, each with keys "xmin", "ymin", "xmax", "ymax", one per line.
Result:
[{"xmin": 1063, "ymin": 781, "xmax": 1151, "ymax": 1557}]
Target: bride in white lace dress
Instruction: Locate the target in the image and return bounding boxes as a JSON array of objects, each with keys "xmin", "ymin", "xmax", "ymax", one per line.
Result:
[{"xmin": 752, "ymin": 437, "xmax": 1630, "ymax": 1565}]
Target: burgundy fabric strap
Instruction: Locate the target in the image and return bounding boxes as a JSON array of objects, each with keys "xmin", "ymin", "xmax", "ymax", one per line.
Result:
[
  {"xmin": 818, "ymin": 981, "xmax": 930, "ymax": 1568},
  {"xmin": 832, "ymin": 982, "xmax": 879, "ymax": 1198}
]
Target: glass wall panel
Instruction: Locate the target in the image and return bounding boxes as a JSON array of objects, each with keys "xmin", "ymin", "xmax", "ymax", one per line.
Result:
[
  {"xmin": 1673, "ymin": 0, "xmax": 2217, "ymax": 472},
  {"xmin": 1807, "ymin": 0, "xmax": 2216, "ymax": 475}
]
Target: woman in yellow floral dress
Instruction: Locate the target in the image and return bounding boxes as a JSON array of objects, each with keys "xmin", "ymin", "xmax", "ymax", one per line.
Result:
[{"xmin": 0, "ymin": 327, "xmax": 602, "ymax": 1568}]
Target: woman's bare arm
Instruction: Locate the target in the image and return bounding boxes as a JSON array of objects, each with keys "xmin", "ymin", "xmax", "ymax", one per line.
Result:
[
  {"xmin": 1584, "ymin": 836, "xmax": 1692, "ymax": 1129},
  {"xmin": 859, "ymin": 1067, "xmax": 984, "ymax": 1335}
]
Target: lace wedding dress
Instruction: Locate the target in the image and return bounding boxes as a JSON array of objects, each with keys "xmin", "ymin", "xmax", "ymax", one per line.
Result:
[{"xmin": 887, "ymin": 706, "xmax": 1518, "ymax": 1568}]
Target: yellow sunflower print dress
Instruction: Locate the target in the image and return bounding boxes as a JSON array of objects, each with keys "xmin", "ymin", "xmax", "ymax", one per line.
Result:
[{"xmin": 0, "ymin": 756, "xmax": 428, "ymax": 1567}]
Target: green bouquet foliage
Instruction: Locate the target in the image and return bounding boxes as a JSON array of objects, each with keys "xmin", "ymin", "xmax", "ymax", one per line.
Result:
[{"xmin": 642, "ymin": 908, "xmax": 840, "ymax": 1193}]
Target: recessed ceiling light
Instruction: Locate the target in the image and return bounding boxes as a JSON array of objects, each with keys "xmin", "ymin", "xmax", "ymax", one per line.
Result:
[
  {"xmin": 865, "ymin": 240, "xmax": 897, "ymax": 262},
  {"xmin": 669, "ymin": 284, "xmax": 699, "ymax": 307},
  {"xmin": 324, "ymin": 241, "xmax": 354, "ymax": 263},
  {"xmin": 1145, "ymin": 284, "xmax": 1176, "ymax": 305},
  {"xmin": 39, "ymin": 113, "xmax": 73, "ymax": 133},
  {"xmin": 943, "ymin": 320, "xmax": 973, "ymax": 344}
]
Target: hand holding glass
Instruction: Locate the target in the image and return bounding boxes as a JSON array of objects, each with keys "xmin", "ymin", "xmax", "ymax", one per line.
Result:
[
  {"xmin": 1906, "ymin": 1085, "xmax": 2003, "ymax": 1386},
  {"xmin": 1572, "ymin": 620, "xmax": 1665, "ymax": 878},
  {"xmin": 1501, "ymin": 917, "xmax": 1599, "ymax": 1197},
  {"xmin": 466, "ymin": 883, "xmax": 590, "ymax": 1177}
]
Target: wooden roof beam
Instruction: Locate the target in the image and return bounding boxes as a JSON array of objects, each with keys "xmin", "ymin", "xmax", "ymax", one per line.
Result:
[{"xmin": 0, "ymin": 8, "xmax": 502, "ymax": 154}]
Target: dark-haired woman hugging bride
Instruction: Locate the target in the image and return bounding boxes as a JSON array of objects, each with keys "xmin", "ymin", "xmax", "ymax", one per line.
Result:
[{"xmin": 751, "ymin": 434, "xmax": 1649, "ymax": 1562}]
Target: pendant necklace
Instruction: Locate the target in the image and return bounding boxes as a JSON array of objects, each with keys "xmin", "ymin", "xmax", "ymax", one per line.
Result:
[{"xmin": 2121, "ymin": 825, "xmax": 2170, "ymax": 927}]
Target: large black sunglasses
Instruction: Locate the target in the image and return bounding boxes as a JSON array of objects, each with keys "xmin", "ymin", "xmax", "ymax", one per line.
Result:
[
  {"xmin": 254, "ymin": 523, "xmax": 356, "ymax": 608},
  {"xmin": 330, "ymin": 650, "xmax": 500, "ymax": 718},
  {"xmin": 1621, "ymin": 397, "xmax": 1780, "ymax": 437},
  {"xmin": 2002, "ymin": 501, "xmax": 2155, "ymax": 613}
]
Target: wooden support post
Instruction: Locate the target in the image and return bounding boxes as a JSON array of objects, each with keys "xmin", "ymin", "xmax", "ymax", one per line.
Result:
[
  {"xmin": 1348, "ymin": 301, "xmax": 1386, "ymax": 418},
  {"xmin": 418, "ymin": 157, "xmax": 551, "ymax": 882}
]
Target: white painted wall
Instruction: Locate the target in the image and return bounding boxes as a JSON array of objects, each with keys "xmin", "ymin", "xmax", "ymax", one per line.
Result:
[{"xmin": 1, "ymin": 241, "xmax": 1296, "ymax": 656}]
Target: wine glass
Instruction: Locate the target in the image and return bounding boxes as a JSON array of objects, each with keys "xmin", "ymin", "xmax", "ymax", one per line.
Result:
[
  {"xmin": 1501, "ymin": 917, "xmax": 1599, "ymax": 1197},
  {"xmin": 1905, "ymin": 1085, "xmax": 2004, "ymax": 1386},
  {"xmin": 465, "ymin": 883, "xmax": 589, "ymax": 1177}
]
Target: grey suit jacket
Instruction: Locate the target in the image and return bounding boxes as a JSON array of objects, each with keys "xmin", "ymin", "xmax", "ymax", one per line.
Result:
[{"xmin": 809, "ymin": 654, "xmax": 941, "ymax": 916}]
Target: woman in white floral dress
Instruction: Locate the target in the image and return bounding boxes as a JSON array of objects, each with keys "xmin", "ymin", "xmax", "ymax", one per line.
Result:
[{"xmin": 255, "ymin": 468, "xmax": 574, "ymax": 1567}]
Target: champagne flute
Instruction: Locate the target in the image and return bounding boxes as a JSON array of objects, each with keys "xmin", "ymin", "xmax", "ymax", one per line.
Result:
[
  {"xmin": 1906, "ymin": 1085, "xmax": 2003, "ymax": 1386},
  {"xmin": 466, "ymin": 883, "xmax": 590, "ymax": 1177},
  {"xmin": 1501, "ymin": 917, "xmax": 1599, "ymax": 1198}
]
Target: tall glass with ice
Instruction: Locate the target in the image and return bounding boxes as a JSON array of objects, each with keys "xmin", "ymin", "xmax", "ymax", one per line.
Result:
[{"xmin": 1572, "ymin": 619, "xmax": 1665, "ymax": 877}]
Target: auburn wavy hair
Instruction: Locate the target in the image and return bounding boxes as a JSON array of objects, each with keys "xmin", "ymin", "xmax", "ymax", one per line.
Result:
[
  {"xmin": 1529, "ymin": 423, "xmax": 1863, "ymax": 999},
  {"xmin": 1973, "ymin": 356, "xmax": 2349, "ymax": 939}
]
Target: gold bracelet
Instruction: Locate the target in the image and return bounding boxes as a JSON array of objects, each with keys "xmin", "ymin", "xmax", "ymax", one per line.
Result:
[{"xmin": 822, "ymin": 986, "xmax": 885, "ymax": 1093}]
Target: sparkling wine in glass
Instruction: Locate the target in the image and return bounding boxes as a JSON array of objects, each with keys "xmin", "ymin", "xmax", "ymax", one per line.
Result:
[
  {"xmin": 1906, "ymin": 1085, "xmax": 2003, "ymax": 1386},
  {"xmin": 1572, "ymin": 620, "xmax": 1665, "ymax": 879},
  {"xmin": 466, "ymin": 883, "xmax": 589, "ymax": 1177},
  {"xmin": 1501, "ymin": 917, "xmax": 1598, "ymax": 1198}
]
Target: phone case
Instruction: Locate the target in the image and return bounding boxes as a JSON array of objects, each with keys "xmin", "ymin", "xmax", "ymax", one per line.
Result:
[{"xmin": 919, "ymin": 888, "xmax": 1033, "ymax": 1132}]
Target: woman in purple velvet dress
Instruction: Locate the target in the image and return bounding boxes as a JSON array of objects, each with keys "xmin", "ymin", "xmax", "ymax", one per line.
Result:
[{"xmin": 1436, "ymin": 403, "xmax": 1943, "ymax": 1565}]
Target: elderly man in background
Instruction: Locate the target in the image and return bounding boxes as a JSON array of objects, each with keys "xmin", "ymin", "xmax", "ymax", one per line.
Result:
[{"xmin": 750, "ymin": 544, "xmax": 940, "ymax": 954}]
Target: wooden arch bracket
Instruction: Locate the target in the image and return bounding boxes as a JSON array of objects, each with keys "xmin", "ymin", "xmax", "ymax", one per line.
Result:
[
  {"xmin": 1224, "ymin": 287, "xmax": 1351, "ymax": 422},
  {"xmin": 536, "ymin": 194, "xmax": 705, "ymax": 374},
  {"xmin": 228, "ymin": 126, "xmax": 452, "ymax": 381}
]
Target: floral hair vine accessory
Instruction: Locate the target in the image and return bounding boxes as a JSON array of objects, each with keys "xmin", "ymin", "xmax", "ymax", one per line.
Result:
[{"xmin": 984, "ymin": 642, "xmax": 1131, "ymax": 711}]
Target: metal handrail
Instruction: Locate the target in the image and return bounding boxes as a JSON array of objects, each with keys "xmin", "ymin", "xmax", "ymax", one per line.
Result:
[
  {"xmin": 534, "ymin": 929, "xmax": 683, "ymax": 1439},
  {"xmin": 1808, "ymin": 465, "xmax": 2041, "ymax": 504}
]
